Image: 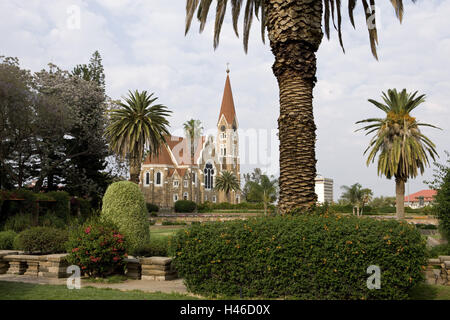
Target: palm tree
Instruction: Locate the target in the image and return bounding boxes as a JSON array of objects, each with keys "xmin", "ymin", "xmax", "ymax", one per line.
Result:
[
  {"xmin": 248, "ymin": 174, "xmax": 278, "ymax": 215},
  {"xmin": 340, "ymin": 183, "xmax": 369, "ymax": 217},
  {"xmin": 184, "ymin": 1, "xmax": 416, "ymax": 214},
  {"xmin": 356, "ymin": 89, "xmax": 439, "ymax": 219},
  {"xmin": 215, "ymin": 171, "xmax": 241, "ymax": 203},
  {"xmin": 105, "ymin": 90, "xmax": 172, "ymax": 183},
  {"xmin": 183, "ymin": 119, "xmax": 203, "ymax": 201}
]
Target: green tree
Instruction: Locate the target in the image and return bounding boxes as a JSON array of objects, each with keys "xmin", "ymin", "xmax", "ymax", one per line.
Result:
[
  {"xmin": 183, "ymin": 119, "xmax": 203, "ymax": 201},
  {"xmin": 340, "ymin": 183, "xmax": 372, "ymax": 217},
  {"xmin": 357, "ymin": 89, "xmax": 439, "ymax": 219},
  {"xmin": 426, "ymin": 151, "xmax": 450, "ymax": 240},
  {"xmin": 184, "ymin": 0, "xmax": 416, "ymax": 213},
  {"xmin": 369, "ymin": 196, "xmax": 396, "ymax": 208},
  {"xmin": 247, "ymin": 174, "xmax": 278, "ymax": 215},
  {"xmin": 105, "ymin": 90, "xmax": 172, "ymax": 184},
  {"xmin": 215, "ymin": 171, "xmax": 241, "ymax": 203},
  {"xmin": 72, "ymin": 51, "xmax": 106, "ymax": 92}
]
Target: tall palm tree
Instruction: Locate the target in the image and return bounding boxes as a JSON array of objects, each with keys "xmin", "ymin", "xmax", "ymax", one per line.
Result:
[
  {"xmin": 356, "ymin": 89, "xmax": 439, "ymax": 219},
  {"xmin": 184, "ymin": 1, "xmax": 416, "ymax": 214},
  {"xmin": 340, "ymin": 183, "xmax": 371, "ymax": 217},
  {"xmin": 183, "ymin": 119, "xmax": 203, "ymax": 201},
  {"xmin": 215, "ymin": 170, "xmax": 241, "ymax": 203},
  {"xmin": 105, "ymin": 90, "xmax": 172, "ymax": 184}
]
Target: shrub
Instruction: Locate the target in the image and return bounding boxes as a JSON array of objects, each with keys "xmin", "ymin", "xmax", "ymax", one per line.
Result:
[
  {"xmin": 434, "ymin": 170, "xmax": 450, "ymax": 240},
  {"xmin": 146, "ymin": 203, "xmax": 159, "ymax": 213},
  {"xmin": 3, "ymin": 213, "xmax": 33, "ymax": 232},
  {"xmin": 427, "ymin": 244, "xmax": 450, "ymax": 258},
  {"xmin": 132, "ymin": 238, "xmax": 169, "ymax": 257},
  {"xmin": 66, "ymin": 219, "xmax": 128, "ymax": 278},
  {"xmin": 14, "ymin": 227, "xmax": 68, "ymax": 254},
  {"xmin": 175, "ymin": 200, "xmax": 197, "ymax": 213},
  {"xmin": 0, "ymin": 230, "xmax": 17, "ymax": 250},
  {"xmin": 162, "ymin": 221, "xmax": 187, "ymax": 226},
  {"xmin": 170, "ymin": 215, "xmax": 427, "ymax": 300},
  {"xmin": 101, "ymin": 181, "xmax": 150, "ymax": 251},
  {"xmin": 45, "ymin": 191, "xmax": 70, "ymax": 220},
  {"xmin": 39, "ymin": 212, "xmax": 66, "ymax": 229}
]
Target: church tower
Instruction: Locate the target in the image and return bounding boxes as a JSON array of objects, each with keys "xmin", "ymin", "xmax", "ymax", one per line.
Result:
[{"xmin": 216, "ymin": 67, "xmax": 241, "ymax": 203}]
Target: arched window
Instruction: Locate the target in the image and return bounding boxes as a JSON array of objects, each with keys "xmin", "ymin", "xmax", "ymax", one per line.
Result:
[
  {"xmin": 183, "ymin": 192, "xmax": 189, "ymax": 200},
  {"xmin": 155, "ymin": 172, "xmax": 162, "ymax": 186},
  {"xmin": 204, "ymin": 163, "xmax": 214, "ymax": 190},
  {"xmin": 144, "ymin": 172, "xmax": 150, "ymax": 186}
]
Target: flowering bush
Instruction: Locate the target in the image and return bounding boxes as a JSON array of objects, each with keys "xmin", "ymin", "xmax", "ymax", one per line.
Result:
[
  {"xmin": 170, "ymin": 215, "xmax": 427, "ymax": 300},
  {"xmin": 66, "ymin": 219, "xmax": 128, "ymax": 278}
]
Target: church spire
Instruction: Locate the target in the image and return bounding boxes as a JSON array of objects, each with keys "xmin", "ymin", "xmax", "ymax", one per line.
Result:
[{"xmin": 218, "ymin": 67, "xmax": 237, "ymax": 126}]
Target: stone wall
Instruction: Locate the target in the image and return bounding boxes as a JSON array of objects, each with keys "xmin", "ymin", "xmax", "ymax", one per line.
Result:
[
  {"xmin": 424, "ymin": 256, "xmax": 450, "ymax": 285},
  {"xmin": 0, "ymin": 253, "xmax": 69, "ymax": 278}
]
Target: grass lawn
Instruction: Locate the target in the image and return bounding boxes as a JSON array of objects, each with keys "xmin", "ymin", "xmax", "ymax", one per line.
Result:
[
  {"xmin": 150, "ymin": 226, "xmax": 185, "ymax": 240},
  {"xmin": 408, "ymin": 283, "xmax": 450, "ymax": 300},
  {"xmin": 0, "ymin": 281, "xmax": 198, "ymax": 300}
]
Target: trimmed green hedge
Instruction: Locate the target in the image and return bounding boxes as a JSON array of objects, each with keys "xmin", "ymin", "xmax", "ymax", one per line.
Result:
[
  {"xmin": 101, "ymin": 181, "xmax": 150, "ymax": 251},
  {"xmin": 175, "ymin": 200, "xmax": 197, "ymax": 213},
  {"xmin": 132, "ymin": 238, "xmax": 169, "ymax": 257},
  {"xmin": 170, "ymin": 215, "xmax": 427, "ymax": 299},
  {"xmin": 146, "ymin": 203, "xmax": 159, "ymax": 213},
  {"xmin": 14, "ymin": 227, "xmax": 68, "ymax": 254},
  {"xmin": 0, "ymin": 230, "xmax": 17, "ymax": 250}
]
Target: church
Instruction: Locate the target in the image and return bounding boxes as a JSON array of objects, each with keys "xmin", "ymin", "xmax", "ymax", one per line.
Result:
[{"xmin": 139, "ymin": 70, "xmax": 241, "ymax": 209}]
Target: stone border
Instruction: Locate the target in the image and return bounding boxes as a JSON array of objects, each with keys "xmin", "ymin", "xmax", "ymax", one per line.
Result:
[
  {"xmin": 140, "ymin": 257, "xmax": 177, "ymax": 281},
  {"xmin": 425, "ymin": 256, "xmax": 450, "ymax": 285},
  {"xmin": 0, "ymin": 253, "xmax": 69, "ymax": 279}
]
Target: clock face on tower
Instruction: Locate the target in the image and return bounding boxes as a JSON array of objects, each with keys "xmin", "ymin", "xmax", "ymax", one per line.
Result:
[{"xmin": 220, "ymin": 125, "xmax": 226, "ymax": 132}]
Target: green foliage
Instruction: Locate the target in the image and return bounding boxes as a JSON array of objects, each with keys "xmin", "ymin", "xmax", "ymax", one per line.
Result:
[
  {"xmin": 214, "ymin": 171, "xmax": 240, "ymax": 200},
  {"xmin": 427, "ymin": 244, "xmax": 450, "ymax": 258},
  {"xmin": 174, "ymin": 200, "xmax": 197, "ymax": 213},
  {"xmin": 162, "ymin": 221, "xmax": 187, "ymax": 226},
  {"xmin": 132, "ymin": 238, "xmax": 169, "ymax": 257},
  {"xmin": 66, "ymin": 219, "xmax": 128, "ymax": 278},
  {"xmin": 46, "ymin": 191, "xmax": 70, "ymax": 220},
  {"xmin": 3, "ymin": 213, "xmax": 33, "ymax": 232},
  {"xmin": 0, "ymin": 230, "xmax": 17, "ymax": 250},
  {"xmin": 146, "ymin": 203, "xmax": 159, "ymax": 213},
  {"xmin": 14, "ymin": 227, "xmax": 68, "ymax": 254},
  {"xmin": 197, "ymin": 201, "xmax": 268, "ymax": 213},
  {"xmin": 39, "ymin": 212, "xmax": 66, "ymax": 229},
  {"xmin": 415, "ymin": 224, "xmax": 438, "ymax": 230},
  {"xmin": 434, "ymin": 170, "xmax": 450, "ymax": 240},
  {"xmin": 170, "ymin": 215, "xmax": 427, "ymax": 299},
  {"xmin": 101, "ymin": 181, "xmax": 150, "ymax": 251}
]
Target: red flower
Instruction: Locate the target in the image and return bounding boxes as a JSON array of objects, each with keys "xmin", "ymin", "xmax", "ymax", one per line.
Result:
[
  {"xmin": 113, "ymin": 256, "xmax": 120, "ymax": 262},
  {"xmin": 72, "ymin": 248, "xmax": 79, "ymax": 253},
  {"xmin": 85, "ymin": 227, "xmax": 91, "ymax": 234}
]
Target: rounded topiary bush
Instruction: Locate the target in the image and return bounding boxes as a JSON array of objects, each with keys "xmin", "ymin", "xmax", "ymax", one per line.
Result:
[
  {"xmin": 170, "ymin": 215, "xmax": 427, "ymax": 300},
  {"xmin": 14, "ymin": 227, "xmax": 68, "ymax": 254},
  {"xmin": 174, "ymin": 200, "xmax": 197, "ymax": 213},
  {"xmin": 0, "ymin": 230, "xmax": 17, "ymax": 250},
  {"xmin": 66, "ymin": 219, "xmax": 128, "ymax": 278},
  {"xmin": 101, "ymin": 181, "xmax": 150, "ymax": 251}
]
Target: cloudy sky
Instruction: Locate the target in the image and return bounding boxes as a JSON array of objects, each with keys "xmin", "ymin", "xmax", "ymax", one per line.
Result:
[{"xmin": 1, "ymin": 0, "xmax": 449, "ymax": 199}]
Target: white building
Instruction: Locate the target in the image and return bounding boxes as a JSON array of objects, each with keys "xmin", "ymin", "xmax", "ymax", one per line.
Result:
[{"xmin": 315, "ymin": 175, "xmax": 334, "ymax": 204}]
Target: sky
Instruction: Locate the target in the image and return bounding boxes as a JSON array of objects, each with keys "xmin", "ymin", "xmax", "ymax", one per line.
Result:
[{"xmin": 1, "ymin": 0, "xmax": 449, "ymax": 200}]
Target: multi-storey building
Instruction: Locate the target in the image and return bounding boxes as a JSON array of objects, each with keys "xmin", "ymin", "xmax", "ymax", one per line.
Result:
[{"xmin": 315, "ymin": 175, "xmax": 334, "ymax": 204}]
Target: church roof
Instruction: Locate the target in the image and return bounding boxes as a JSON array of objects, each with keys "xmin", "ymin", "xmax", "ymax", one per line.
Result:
[{"xmin": 218, "ymin": 73, "xmax": 237, "ymax": 125}]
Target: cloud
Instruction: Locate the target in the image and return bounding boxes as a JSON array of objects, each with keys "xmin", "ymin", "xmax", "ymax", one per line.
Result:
[{"xmin": 1, "ymin": 0, "xmax": 449, "ymax": 199}]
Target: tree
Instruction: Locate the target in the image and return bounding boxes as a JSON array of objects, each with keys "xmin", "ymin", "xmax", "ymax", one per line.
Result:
[
  {"xmin": 72, "ymin": 51, "xmax": 106, "ymax": 92},
  {"xmin": 183, "ymin": 119, "xmax": 203, "ymax": 201},
  {"xmin": 184, "ymin": 1, "xmax": 416, "ymax": 214},
  {"xmin": 369, "ymin": 196, "xmax": 396, "ymax": 208},
  {"xmin": 242, "ymin": 168, "xmax": 263, "ymax": 200},
  {"xmin": 247, "ymin": 174, "xmax": 278, "ymax": 215},
  {"xmin": 215, "ymin": 171, "xmax": 241, "ymax": 203},
  {"xmin": 105, "ymin": 90, "xmax": 172, "ymax": 184},
  {"xmin": 426, "ymin": 151, "xmax": 450, "ymax": 240},
  {"xmin": 340, "ymin": 183, "xmax": 372, "ymax": 217},
  {"xmin": 357, "ymin": 89, "xmax": 439, "ymax": 219}
]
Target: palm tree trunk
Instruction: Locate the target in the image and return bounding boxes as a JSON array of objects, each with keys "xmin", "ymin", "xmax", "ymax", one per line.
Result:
[
  {"xmin": 266, "ymin": 0, "xmax": 323, "ymax": 214},
  {"xmin": 395, "ymin": 177, "xmax": 406, "ymax": 220},
  {"xmin": 129, "ymin": 156, "xmax": 141, "ymax": 184}
]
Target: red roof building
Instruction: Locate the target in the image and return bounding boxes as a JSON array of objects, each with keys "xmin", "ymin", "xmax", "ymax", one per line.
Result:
[{"xmin": 404, "ymin": 189, "xmax": 437, "ymax": 208}]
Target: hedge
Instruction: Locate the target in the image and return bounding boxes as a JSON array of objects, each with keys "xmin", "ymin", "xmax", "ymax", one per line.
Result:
[
  {"xmin": 146, "ymin": 203, "xmax": 159, "ymax": 214},
  {"xmin": 175, "ymin": 200, "xmax": 197, "ymax": 213},
  {"xmin": 101, "ymin": 181, "xmax": 150, "ymax": 251},
  {"xmin": 132, "ymin": 238, "xmax": 169, "ymax": 257},
  {"xmin": 434, "ymin": 170, "xmax": 450, "ymax": 240},
  {"xmin": 170, "ymin": 215, "xmax": 427, "ymax": 300},
  {"xmin": 14, "ymin": 227, "xmax": 68, "ymax": 254},
  {"xmin": 0, "ymin": 230, "xmax": 17, "ymax": 250}
]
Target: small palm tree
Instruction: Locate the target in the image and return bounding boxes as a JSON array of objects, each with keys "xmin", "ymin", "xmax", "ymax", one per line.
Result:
[
  {"xmin": 357, "ymin": 89, "xmax": 440, "ymax": 219},
  {"xmin": 340, "ymin": 183, "xmax": 372, "ymax": 217},
  {"xmin": 105, "ymin": 90, "xmax": 172, "ymax": 183},
  {"xmin": 183, "ymin": 119, "xmax": 203, "ymax": 201},
  {"xmin": 184, "ymin": 0, "xmax": 417, "ymax": 213},
  {"xmin": 248, "ymin": 175, "xmax": 278, "ymax": 216},
  {"xmin": 215, "ymin": 171, "xmax": 241, "ymax": 203}
]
